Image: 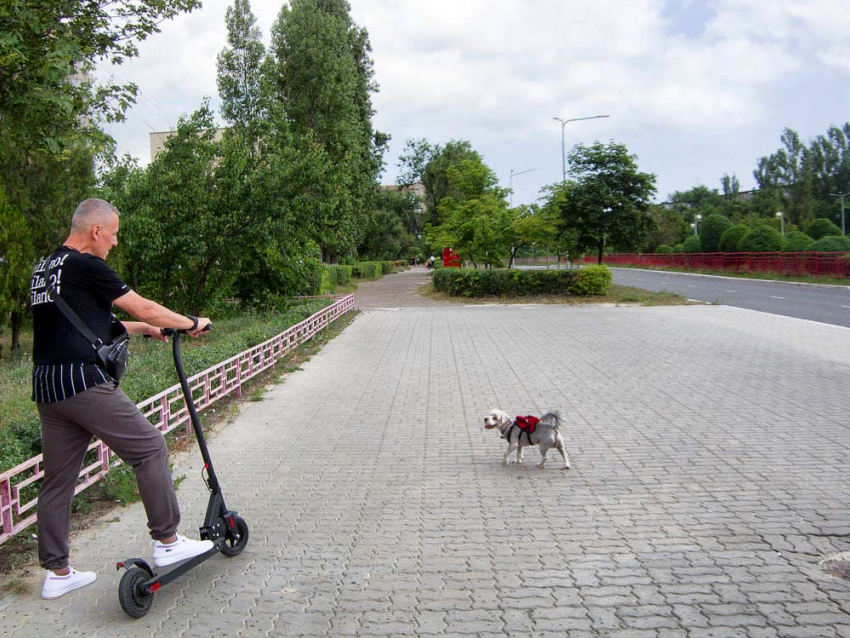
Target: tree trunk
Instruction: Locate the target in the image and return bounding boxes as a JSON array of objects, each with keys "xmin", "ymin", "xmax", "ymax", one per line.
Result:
[
  {"xmin": 597, "ymin": 239, "xmax": 605, "ymax": 265},
  {"xmin": 10, "ymin": 308, "xmax": 24, "ymax": 353}
]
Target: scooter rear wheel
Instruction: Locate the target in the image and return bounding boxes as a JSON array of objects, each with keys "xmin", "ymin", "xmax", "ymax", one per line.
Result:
[
  {"xmin": 220, "ymin": 516, "xmax": 249, "ymax": 557},
  {"xmin": 119, "ymin": 566, "xmax": 154, "ymax": 618}
]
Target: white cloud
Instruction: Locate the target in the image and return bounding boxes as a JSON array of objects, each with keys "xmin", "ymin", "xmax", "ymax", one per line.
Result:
[{"xmin": 98, "ymin": 0, "xmax": 850, "ymax": 204}]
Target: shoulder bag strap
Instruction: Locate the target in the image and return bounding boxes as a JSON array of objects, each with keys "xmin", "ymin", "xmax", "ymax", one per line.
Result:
[{"xmin": 46, "ymin": 257, "xmax": 103, "ymax": 349}]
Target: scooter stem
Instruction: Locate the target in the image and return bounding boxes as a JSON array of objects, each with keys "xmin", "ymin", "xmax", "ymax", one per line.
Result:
[{"xmin": 171, "ymin": 331, "xmax": 222, "ymax": 493}]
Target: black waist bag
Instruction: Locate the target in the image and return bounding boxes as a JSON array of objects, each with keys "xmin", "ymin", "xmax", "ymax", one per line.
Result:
[{"xmin": 47, "ymin": 276, "xmax": 131, "ymax": 381}]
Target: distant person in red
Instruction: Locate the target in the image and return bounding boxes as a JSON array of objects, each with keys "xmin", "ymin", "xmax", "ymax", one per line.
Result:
[{"xmin": 31, "ymin": 198, "xmax": 213, "ymax": 600}]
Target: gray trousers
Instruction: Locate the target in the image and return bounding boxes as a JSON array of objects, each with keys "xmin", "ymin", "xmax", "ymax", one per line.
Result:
[{"xmin": 36, "ymin": 382, "xmax": 180, "ymax": 570}]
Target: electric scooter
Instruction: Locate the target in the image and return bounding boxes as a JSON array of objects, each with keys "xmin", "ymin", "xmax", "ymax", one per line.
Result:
[{"xmin": 116, "ymin": 326, "xmax": 249, "ymax": 618}]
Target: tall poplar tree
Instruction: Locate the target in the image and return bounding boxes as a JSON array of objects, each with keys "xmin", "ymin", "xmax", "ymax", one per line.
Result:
[{"xmin": 269, "ymin": 0, "xmax": 386, "ymax": 261}]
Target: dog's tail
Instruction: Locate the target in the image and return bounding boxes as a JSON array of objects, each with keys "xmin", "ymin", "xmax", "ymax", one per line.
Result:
[{"xmin": 539, "ymin": 411, "xmax": 562, "ymax": 429}]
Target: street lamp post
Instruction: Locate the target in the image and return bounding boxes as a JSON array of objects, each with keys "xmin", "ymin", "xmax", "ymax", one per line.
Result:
[
  {"xmin": 775, "ymin": 211, "xmax": 785, "ymax": 234},
  {"xmin": 829, "ymin": 192, "xmax": 849, "ymax": 235},
  {"xmin": 509, "ymin": 168, "xmax": 535, "ymax": 207},
  {"xmin": 692, "ymin": 213, "xmax": 702, "ymax": 235},
  {"xmin": 553, "ymin": 115, "xmax": 610, "ymax": 182}
]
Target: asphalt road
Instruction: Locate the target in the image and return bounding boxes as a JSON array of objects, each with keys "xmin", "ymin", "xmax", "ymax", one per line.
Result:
[{"xmin": 612, "ymin": 267, "xmax": 850, "ymax": 328}]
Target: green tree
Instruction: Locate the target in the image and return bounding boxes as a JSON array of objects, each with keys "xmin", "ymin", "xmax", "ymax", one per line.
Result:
[
  {"xmin": 556, "ymin": 141, "xmax": 657, "ymax": 264},
  {"xmin": 643, "ymin": 205, "xmax": 687, "ymax": 252},
  {"xmin": 505, "ymin": 205, "xmax": 559, "ymax": 268},
  {"xmin": 269, "ymin": 0, "xmax": 386, "ymax": 261},
  {"xmin": 358, "ymin": 188, "xmax": 422, "ymax": 260},
  {"xmin": 398, "ymin": 139, "xmax": 483, "ymax": 231},
  {"xmin": 217, "ymin": 0, "xmax": 266, "ymax": 139},
  {"xmin": 428, "ymin": 157, "xmax": 510, "ymax": 267},
  {"xmin": 0, "ymin": 0, "xmax": 199, "ymax": 351}
]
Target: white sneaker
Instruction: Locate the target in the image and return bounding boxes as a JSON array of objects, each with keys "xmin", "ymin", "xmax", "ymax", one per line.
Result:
[
  {"xmin": 153, "ymin": 534, "xmax": 215, "ymax": 567},
  {"xmin": 41, "ymin": 568, "xmax": 97, "ymax": 599}
]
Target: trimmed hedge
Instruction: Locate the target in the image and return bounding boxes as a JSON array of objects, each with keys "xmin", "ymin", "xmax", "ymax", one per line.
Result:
[
  {"xmin": 571, "ymin": 266, "xmax": 613, "ymax": 295},
  {"xmin": 381, "ymin": 261, "xmax": 394, "ymax": 275},
  {"xmin": 700, "ymin": 214, "xmax": 733, "ymax": 252},
  {"xmin": 805, "ymin": 218, "xmax": 842, "ymax": 241},
  {"xmin": 352, "ymin": 262, "xmax": 382, "ymax": 278},
  {"xmin": 783, "ymin": 231, "xmax": 815, "ymax": 252},
  {"xmin": 810, "ymin": 235, "xmax": 850, "ymax": 252},
  {"xmin": 720, "ymin": 224, "xmax": 750, "ymax": 252},
  {"xmin": 739, "ymin": 226, "xmax": 787, "ymax": 252},
  {"xmin": 432, "ymin": 265, "xmax": 612, "ymax": 297},
  {"xmin": 683, "ymin": 235, "xmax": 701, "ymax": 253},
  {"xmin": 655, "ymin": 244, "xmax": 673, "ymax": 254},
  {"xmin": 326, "ymin": 265, "xmax": 353, "ymax": 285}
]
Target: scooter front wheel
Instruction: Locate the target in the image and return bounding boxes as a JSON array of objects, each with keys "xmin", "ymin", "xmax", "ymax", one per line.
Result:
[
  {"xmin": 220, "ymin": 516, "xmax": 249, "ymax": 558},
  {"xmin": 119, "ymin": 566, "xmax": 154, "ymax": 618}
]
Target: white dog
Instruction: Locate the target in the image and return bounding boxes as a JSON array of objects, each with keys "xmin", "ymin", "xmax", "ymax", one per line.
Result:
[{"xmin": 484, "ymin": 409, "xmax": 570, "ymax": 469}]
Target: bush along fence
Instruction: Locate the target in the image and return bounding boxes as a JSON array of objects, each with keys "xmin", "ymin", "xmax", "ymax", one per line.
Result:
[
  {"xmin": 0, "ymin": 294, "xmax": 356, "ymax": 546},
  {"xmin": 432, "ymin": 266, "xmax": 612, "ymax": 297},
  {"xmin": 584, "ymin": 251, "xmax": 850, "ymax": 277}
]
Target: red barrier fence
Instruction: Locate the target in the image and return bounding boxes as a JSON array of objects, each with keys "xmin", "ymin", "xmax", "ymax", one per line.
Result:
[
  {"xmin": 0, "ymin": 294, "xmax": 355, "ymax": 546},
  {"xmin": 583, "ymin": 251, "xmax": 850, "ymax": 278}
]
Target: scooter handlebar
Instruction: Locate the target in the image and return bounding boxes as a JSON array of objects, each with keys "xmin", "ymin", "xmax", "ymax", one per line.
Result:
[
  {"xmin": 143, "ymin": 324, "xmax": 213, "ymax": 338},
  {"xmin": 162, "ymin": 323, "xmax": 213, "ymax": 336}
]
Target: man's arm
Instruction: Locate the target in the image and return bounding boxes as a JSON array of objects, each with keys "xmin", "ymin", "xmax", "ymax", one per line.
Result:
[{"xmin": 113, "ymin": 291, "xmax": 211, "ymax": 337}]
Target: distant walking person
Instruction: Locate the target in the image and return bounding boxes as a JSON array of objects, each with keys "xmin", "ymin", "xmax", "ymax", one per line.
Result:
[{"xmin": 31, "ymin": 198, "xmax": 213, "ymax": 600}]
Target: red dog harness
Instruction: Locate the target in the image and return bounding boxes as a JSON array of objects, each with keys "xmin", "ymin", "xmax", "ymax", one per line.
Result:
[{"xmin": 504, "ymin": 415, "xmax": 540, "ymax": 444}]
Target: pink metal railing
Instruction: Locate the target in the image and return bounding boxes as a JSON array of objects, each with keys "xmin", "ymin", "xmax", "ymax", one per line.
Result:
[
  {"xmin": 583, "ymin": 251, "xmax": 850, "ymax": 277},
  {"xmin": 0, "ymin": 294, "xmax": 355, "ymax": 546}
]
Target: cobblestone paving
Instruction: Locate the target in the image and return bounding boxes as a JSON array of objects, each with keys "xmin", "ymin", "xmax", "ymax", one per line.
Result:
[{"xmin": 2, "ymin": 270, "xmax": 850, "ymax": 637}]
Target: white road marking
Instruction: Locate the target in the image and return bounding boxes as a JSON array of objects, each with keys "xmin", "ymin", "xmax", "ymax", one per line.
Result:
[
  {"xmin": 842, "ymin": 305, "xmax": 850, "ymax": 309},
  {"xmin": 769, "ymin": 296, "xmax": 786, "ymax": 300},
  {"xmin": 687, "ymin": 285, "xmax": 696, "ymax": 288},
  {"xmin": 725, "ymin": 290, "xmax": 737, "ymax": 293}
]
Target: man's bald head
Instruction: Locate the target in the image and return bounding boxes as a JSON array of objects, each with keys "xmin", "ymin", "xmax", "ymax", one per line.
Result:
[{"xmin": 70, "ymin": 198, "xmax": 119, "ymax": 234}]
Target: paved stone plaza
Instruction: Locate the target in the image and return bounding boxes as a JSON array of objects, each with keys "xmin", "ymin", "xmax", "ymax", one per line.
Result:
[{"xmin": 2, "ymin": 268, "xmax": 850, "ymax": 637}]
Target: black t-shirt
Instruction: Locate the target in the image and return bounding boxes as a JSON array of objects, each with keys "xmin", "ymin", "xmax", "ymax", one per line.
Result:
[{"xmin": 30, "ymin": 246, "xmax": 130, "ymax": 402}]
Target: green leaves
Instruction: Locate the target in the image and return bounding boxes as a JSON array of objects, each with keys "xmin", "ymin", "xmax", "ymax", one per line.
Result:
[
  {"xmin": 269, "ymin": 0, "xmax": 384, "ymax": 260},
  {"xmin": 554, "ymin": 141, "xmax": 657, "ymax": 263}
]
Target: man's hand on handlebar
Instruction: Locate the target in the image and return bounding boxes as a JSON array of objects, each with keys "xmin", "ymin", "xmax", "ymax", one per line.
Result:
[
  {"xmin": 145, "ymin": 324, "xmax": 170, "ymax": 343},
  {"xmin": 187, "ymin": 317, "xmax": 212, "ymax": 338}
]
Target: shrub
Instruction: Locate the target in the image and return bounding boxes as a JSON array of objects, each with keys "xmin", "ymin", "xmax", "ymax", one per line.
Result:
[
  {"xmin": 739, "ymin": 226, "xmax": 787, "ymax": 252},
  {"xmin": 810, "ymin": 235, "xmax": 850, "ymax": 252},
  {"xmin": 319, "ymin": 268, "xmax": 333, "ymax": 294},
  {"xmin": 381, "ymin": 261, "xmax": 394, "ymax": 275},
  {"xmin": 672, "ymin": 243, "xmax": 685, "ymax": 253},
  {"xmin": 720, "ymin": 224, "xmax": 750, "ymax": 252},
  {"xmin": 805, "ymin": 218, "xmax": 842, "ymax": 241},
  {"xmin": 570, "ymin": 266, "xmax": 612, "ymax": 296},
  {"xmin": 325, "ymin": 265, "xmax": 352, "ymax": 286},
  {"xmin": 352, "ymin": 262, "xmax": 382, "ymax": 278},
  {"xmin": 683, "ymin": 235, "xmax": 702, "ymax": 253},
  {"xmin": 432, "ymin": 268, "xmax": 577, "ymax": 297},
  {"xmin": 654, "ymin": 245, "xmax": 673, "ymax": 254},
  {"xmin": 700, "ymin": 214, "xmax": 733, "ymax": 252},
  {"xmin": 782, "ymin": 231, "xmax": 815, "ymax": 252}
]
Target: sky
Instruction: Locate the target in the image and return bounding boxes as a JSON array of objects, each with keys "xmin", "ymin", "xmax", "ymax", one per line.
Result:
[{"xmin": 98, "ymin": 0, "xmax": 850, "ymax": 208}]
